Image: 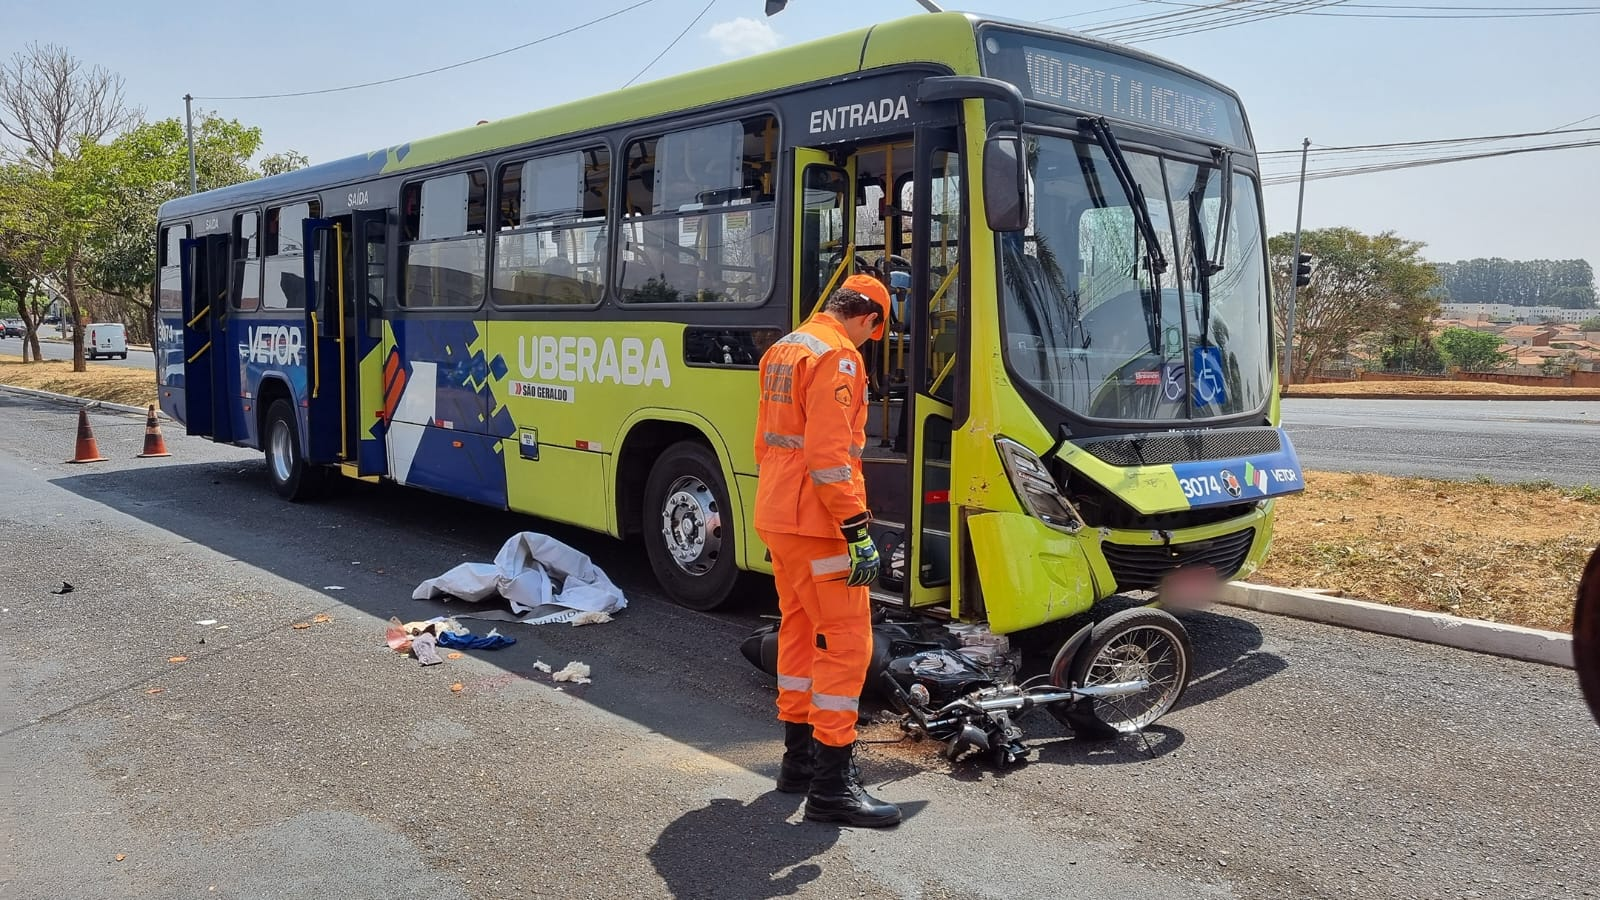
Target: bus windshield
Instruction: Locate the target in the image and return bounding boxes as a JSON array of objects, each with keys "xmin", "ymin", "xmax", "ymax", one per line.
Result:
[{"xmin": 999, "ymin": 134, "xmax": 1271, "ymax": 423}]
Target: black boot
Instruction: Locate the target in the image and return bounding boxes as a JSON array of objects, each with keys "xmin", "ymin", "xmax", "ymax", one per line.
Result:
[
  {"xmin": 776, "ymin": 721, "xmax": 814, "ymax": 793},
  {"xmin": 804, "ymin": 740, "xmax": 901, "ymax": 827}
]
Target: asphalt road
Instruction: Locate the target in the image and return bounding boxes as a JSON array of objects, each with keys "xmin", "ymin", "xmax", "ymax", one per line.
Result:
[
  {"xmin": 0, "ymin": 334, "xmax": 157, "ymax": 369},
  {"xmin": 3, "ymin": 391, "xmax": 1596, "ymax": 899},
  {"xmin": 1282, "ymin": 398, "xmax": 1600, "ymax": 486}
]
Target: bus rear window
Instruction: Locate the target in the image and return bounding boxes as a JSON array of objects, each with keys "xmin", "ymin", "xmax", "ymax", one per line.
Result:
[{"xmin": 158, "ymin": 224, "xmax": 187, "ymax": 311}]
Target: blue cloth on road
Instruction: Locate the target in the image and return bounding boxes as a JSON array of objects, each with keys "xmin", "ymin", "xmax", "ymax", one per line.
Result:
[{"xmin": 437, "ymin": 630, "xmax": 516, "ymax": 650}]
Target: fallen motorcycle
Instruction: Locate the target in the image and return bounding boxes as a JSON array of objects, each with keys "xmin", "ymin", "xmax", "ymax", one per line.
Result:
[{"xmin": 741, "ymin": 604, "xmax": 1192, "ymax": 767}]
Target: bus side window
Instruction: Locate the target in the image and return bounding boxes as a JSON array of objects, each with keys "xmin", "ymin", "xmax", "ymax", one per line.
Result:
[
  {"xmin": 493, "ymin": 146, "xmax": 610, "ymax": 307},
  {"xmin": 233, "ymin": 211, "xmax": 260, "ymax": 312},
  {"xmin": 399, "ymin": 171, "xmax": 488, "ymax": 309},
  {"xmin": 365, "ymin": 220, "xmax": 386, "ymax": 327},
  {"xmin": 158, "ymin": 224, "xmax": 188, "ymax": 312},
  {"xmin": 617, "ymin": 114, "xmax": 777, "ymax": 305},
  {"xmin": 262, "ymin": 199, "xmax": 320, "ymax": 311}
]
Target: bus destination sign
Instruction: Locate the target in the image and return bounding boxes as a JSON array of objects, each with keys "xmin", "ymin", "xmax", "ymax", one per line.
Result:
[{"xmin": 980, "ymin": 31, "xmax": 1249, "ymax": 148}]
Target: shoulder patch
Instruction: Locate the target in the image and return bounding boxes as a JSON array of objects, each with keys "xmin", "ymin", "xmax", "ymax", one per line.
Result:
[{"xmin": 838, "ymin": 357, "xmax": 857, "ymax": 377}]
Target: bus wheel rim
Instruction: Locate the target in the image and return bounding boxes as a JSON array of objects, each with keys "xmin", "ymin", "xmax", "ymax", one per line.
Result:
[
  {"xmin": 270, "ymin": 419, "xmax": 294, "ymax": 484},
  {"xmin": 661, "ymin": 475, "xmax": 720, "ymax": 577}
]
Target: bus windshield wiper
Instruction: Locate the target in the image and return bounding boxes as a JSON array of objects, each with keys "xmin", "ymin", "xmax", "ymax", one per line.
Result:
[
  {"xmin": 1191, "ymin": 148, "xmax": 1234, "ymax": 348},
  {"xmin": 1082, "ymin": 117, "xmax": 1166, "ymax": 356},
  {"xmin": 1081, "ymin": 117, "xmax": 1167, "ymax": 280},
  {"xmin": 1204, "ymin": 148, "xmax": 1233, "ymax": 277}
]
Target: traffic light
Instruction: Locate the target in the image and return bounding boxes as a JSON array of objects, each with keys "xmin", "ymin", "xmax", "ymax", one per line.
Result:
[{"xmin": 1293, "ymin": 252, "xmax": 1313, "ymax": 288}]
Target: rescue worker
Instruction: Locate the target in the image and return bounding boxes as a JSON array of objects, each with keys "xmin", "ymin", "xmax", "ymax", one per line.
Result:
[{"xmin": 754, "ymin": 274, "xmax": 901, "ymax": 828}]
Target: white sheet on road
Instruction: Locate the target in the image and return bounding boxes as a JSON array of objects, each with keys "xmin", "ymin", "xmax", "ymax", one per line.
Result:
[{"xmin": 412, "ymin": 532, "xmax": 627, "ymax": 625}]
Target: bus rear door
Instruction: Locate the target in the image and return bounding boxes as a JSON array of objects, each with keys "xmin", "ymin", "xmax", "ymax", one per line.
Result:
[{"xmin": 180, "ymin": 232, "xmax": 233, "ymax": 441}]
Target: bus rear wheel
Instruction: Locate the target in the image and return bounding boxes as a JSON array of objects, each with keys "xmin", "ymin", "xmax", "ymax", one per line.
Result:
[
  {"xmin": 264, "ymin": 399, "xmax": 324, "ymax": 502},
  {"xmin": 643, "ymin": 441, "xmax": 738, "ymax": 611}
]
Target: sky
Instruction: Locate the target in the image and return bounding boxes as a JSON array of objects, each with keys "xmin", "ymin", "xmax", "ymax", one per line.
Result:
[{"xmin": 3, "ymin": 0, "xmax": 1597, "ymax": 276}]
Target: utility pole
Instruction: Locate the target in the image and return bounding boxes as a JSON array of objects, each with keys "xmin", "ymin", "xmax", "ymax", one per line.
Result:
[
  {"xmin": 1282, "ymin": 137, "xmax": 1310, "ymax": 387},
  {"xmin": 184, "ymin": 94, "xmax": 197, "ymax": 195}
]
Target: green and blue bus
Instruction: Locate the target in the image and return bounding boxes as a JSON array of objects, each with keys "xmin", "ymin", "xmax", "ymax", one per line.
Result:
[{"xmin": 154, "ymin": 11, "xmax": 1303, "ymax": 724}]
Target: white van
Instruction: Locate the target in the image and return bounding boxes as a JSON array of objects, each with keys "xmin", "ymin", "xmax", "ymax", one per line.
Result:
[{"xmin": 86, "ymin": 323, "xmax": 128, "ymax": 360}]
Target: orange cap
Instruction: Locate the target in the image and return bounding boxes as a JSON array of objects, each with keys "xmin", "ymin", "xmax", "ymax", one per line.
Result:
[{"xmin": 840, "ymin": 273, "xmax": 892, "ymax": 340}]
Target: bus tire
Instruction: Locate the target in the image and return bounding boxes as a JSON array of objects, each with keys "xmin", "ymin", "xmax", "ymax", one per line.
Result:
[
  {"xmin": 643, "ymin": 440, "xmax": 738, "ymax": 611},
  {"xmin": 263, "ymin": 398, "xmax": 324, "ymax": 502}
]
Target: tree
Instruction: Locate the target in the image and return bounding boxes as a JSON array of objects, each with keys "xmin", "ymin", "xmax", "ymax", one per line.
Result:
[
  {"xmin": 77, "ymin": 110, "xmax": 296, "ymax": 343},
  {"xmin": 1270, "ymin": 227, "xmax": 1441, "ymax": 382},
  {"xmin": 1435, "ymin": 326, "xmax": 1509, "ymax": 372},
  {"xmin": 1435, "ymin": 257, "xmax": 1597, "ymax": 309},
  {"xmin": 0, "ymin": 42, "xmax": 136, "ymax": 371},
  {"xmin": 1578, "ymin": 316, "xmax": 1600, "ymax": 332}
]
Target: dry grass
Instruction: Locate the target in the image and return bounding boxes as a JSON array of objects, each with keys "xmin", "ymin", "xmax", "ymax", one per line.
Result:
[
  {"xmin": 1254, "ymin": 471, "xmax": 1599, "ymax": 632},
  {"xmin": 0, "ymin": 355, "xmax": 158, "ymax": 409},
  {"xmin": 1286, "ymin": 380, "xmax": 1600, "ymax": 398}
]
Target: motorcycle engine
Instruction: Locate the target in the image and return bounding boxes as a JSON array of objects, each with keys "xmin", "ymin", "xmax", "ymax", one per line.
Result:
[{"xmin": 885, "ymin": 648, "xmax": 997, "ymax": 708}]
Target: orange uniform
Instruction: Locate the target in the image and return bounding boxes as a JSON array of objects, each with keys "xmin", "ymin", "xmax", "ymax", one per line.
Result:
[{"xmin": 754, "ymin": 310, "xmax": 874, "ymax": 748}]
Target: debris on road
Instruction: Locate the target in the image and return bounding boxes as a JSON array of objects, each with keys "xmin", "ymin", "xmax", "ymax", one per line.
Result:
[
  {"xmin": 194, "ymin": 619, "xmax": 218, "ymax": 626},
  {"xmin": 532, "ymin": 661, "xmax": 551, "ymax": 673},
  {"xmin": 552, "ymin": 661, "xmax": 591, "ymax": 684},
  {"xmin": 449, "ymin": 683, "xmax": 463, "ymax": 693},
  {"xmin": 411, "ymin": 632, "xmax": 444, "ymax": 666},
  {"xmin": 50, "ymin": 581, "xmax": 73, "ymax": 595},
  {"xmin": 571, "ymin": 611, "xmax": 614, "ymax": 627},
  {"xmin": 145, "ymin": 688, "xmax": 164, "ymax": 695},
  {"xmin": 313, "ymin": 613, "xmax": 332, "ymax": 624},
  {"xmin": 436, "ymin": 629, "xmax": 515, "ymax": 651},
  {"xmin": 412, "ymin": 531, "xmax": 626, "ymax": 625},
  {"xmin": 167, "ymin": 656, "xmax": 187, "ymax": 664},
  {"xmin": 323, "ymin": 586, "xmax": 345, "ymax": 591},
  {"xmin": 446, "ymin": 652, "xmax": 464, "ymax": 660}
]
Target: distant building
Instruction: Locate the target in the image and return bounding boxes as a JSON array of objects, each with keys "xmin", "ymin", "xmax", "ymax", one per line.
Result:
[
  {"xmin": 1500, "ymin": 325, "xmax": 1556, "ymax": 347},
  {"xmin": 1439, "ymin": 302, "xmax": 1597, "ymax": 325}
]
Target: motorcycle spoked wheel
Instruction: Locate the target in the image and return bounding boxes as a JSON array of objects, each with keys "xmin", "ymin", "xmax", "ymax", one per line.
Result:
[{"xmin": 1048, "ymin": 607, "xmax": 1192, "ymax": 739}]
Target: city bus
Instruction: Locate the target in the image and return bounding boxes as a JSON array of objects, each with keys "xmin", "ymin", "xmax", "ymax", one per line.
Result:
[{"xmin": 154, "ymin": 11, "xmax": 1303, "ymax": 729}]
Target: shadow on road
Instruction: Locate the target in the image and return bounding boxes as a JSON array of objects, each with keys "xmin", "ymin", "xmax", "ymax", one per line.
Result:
[
  {"xmin": 47, "ymin": 450, "xmax": 1287, "ymax": 788},
  {"xmin": 647, "ymin": 793, "xmax": 927, "ymax": 898}
]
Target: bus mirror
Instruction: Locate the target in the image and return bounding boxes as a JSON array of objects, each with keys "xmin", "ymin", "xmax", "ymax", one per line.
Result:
[{"xmin": 984, "ymin": 134, "xmax": 1028, "ymax": 233}]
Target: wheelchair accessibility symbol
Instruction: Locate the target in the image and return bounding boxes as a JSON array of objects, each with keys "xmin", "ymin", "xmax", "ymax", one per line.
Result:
[
  {"xmin": 1161, "ymin": 363, "xmax": 1186, "ymax": 403},
  {"xmin": 1191, "ymin": 346, "xmax": 1228, "ymax": 407}
]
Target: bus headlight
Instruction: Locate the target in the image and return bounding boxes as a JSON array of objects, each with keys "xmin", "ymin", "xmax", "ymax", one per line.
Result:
[{"xmin": 995, "ymin": 437, "xmax": 1083, "ymax": 533}]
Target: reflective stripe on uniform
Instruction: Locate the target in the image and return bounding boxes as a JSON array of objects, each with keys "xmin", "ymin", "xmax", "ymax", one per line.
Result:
[
  {"xmin": 810, "ymin": 465, "xmax": 852, "ymax": 485},
  {"xmin": 812, "ymin": 692, "xmax": 860, "ymax": 713},
  {"xmin": 776, "ymin": 331, "xmax": 831, "ymax": 356},
  {"xmin": 849, "ymin": 444, "xmax": 863, "ymax": 458},
  {"xmin": 763, "ymin": 432, "xmax": 805, "ymax": 449},
  {"xmin": 777, "ymin": 674, "xmax": 813, "ymax": 692},
  {"xmin": 810, "ymin": 554, "xmax": 851, "ymax": 576}
]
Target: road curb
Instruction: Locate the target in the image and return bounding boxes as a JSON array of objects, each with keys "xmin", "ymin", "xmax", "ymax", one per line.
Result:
[
  {"xmin": 1219, "ymin": 581, "xmax": 1573, "ymax": 668},
  {"xmin": 0, "ymin": 382, "xmax": 160, "ymax": 417}
]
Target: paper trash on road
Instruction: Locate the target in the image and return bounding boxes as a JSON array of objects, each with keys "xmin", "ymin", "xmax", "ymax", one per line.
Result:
[
  {"xmin": 412, "ymin": 532, "xmax": 626, "ymax": 625},
  {"xmin": 552, "ymin": 661, "xmax": 591, "ymax": 684}
]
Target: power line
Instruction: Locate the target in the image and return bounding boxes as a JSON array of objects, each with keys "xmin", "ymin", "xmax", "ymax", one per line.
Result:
[
  {"xmin": 624, "ymin": 0, "xmax": 718, "ymax": 88},
  {"xmin": 1259, "ymin": 139, "xmax": 1600, "ymax": 185},
  {"xmin": 1093, "ymin": 0, "xmax": 1355, "ymax": 43},
  {"xmin": 193, "ymin": 1, "xmax": 658, "ymax": 101},
  {"xmin": 1130, "ymin": 0, "xmax": 1600, "ymax": 20},
  {"xmin": 1258, "ymin": 126, "xmax": 1600, "ymax": 156}
]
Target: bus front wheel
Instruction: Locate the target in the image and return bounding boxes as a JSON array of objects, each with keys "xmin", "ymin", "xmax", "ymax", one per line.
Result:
[{"xmin": 643, "ymin": 441, "xmax": 738, "ymax": 611}]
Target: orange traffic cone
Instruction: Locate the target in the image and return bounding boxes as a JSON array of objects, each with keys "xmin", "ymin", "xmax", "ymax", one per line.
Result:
[
  {"xmin": 137, "ymin": 404, "xmax": 171, "ymax": 458},
  {"xmin": 66, "ymin": 407, "xmax": 107, "ymax": 463}
]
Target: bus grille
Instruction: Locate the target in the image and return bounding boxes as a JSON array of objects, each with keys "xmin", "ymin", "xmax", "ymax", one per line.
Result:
[
  {"xmin": 1077, "ymin": 428, "xmax": 1282, "ymax": 467},
  {"xmin": 1102, "ymin": 528, "xmax": 1257, "ymax": 590}
]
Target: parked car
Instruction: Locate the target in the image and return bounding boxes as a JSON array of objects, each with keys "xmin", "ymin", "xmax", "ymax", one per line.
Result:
[
  {"xmin": 86, "ymin": 322, "xmax": 128, "ymax": 360},
  {"xmin": 1, "ymin": 319, "xmax": 24, "ymax": 338}
]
